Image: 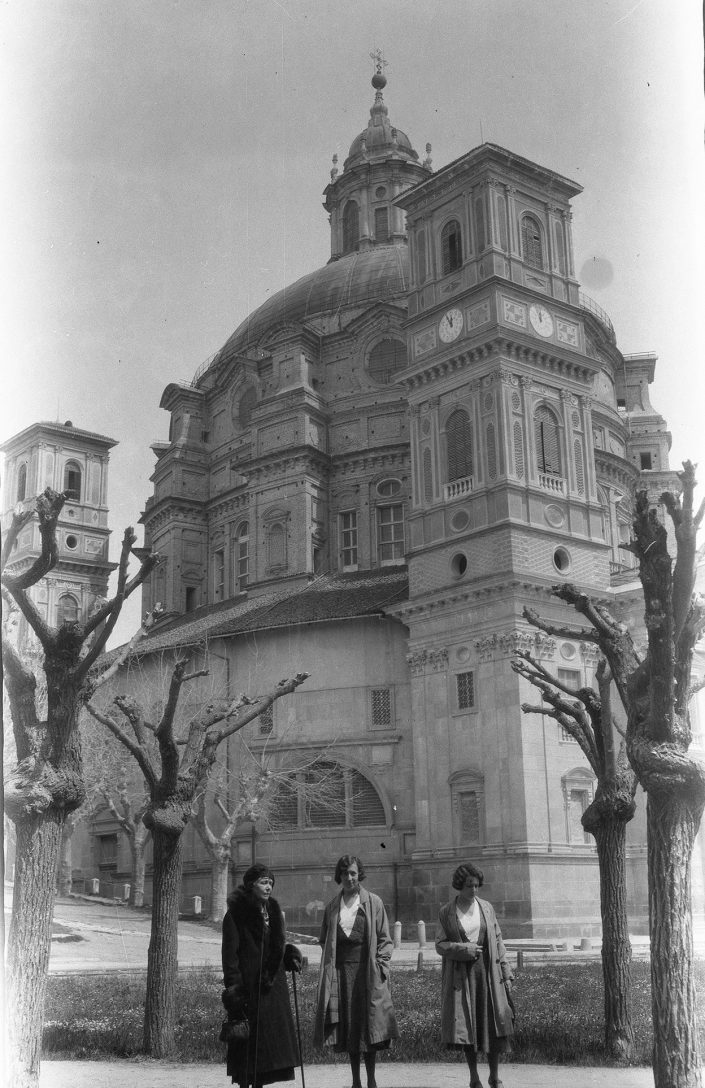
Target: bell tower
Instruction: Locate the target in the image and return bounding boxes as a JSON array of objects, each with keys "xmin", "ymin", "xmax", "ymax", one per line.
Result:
[
  {"xmin": 390, "ymin": 145, "xmax": 623, "ymax": 932},
  {"xmin": 1, "ymin": 420, "xmax": 117, "ymax": 649}
]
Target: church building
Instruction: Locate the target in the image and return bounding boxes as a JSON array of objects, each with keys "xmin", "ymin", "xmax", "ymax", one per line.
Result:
[{"xmin": 76, "ymin": 64, "xmax": 692, "ymax": 934}]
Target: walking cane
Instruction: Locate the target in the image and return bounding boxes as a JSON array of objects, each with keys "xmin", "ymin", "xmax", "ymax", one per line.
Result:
[{"xmin": 291, "ymin": 969, "xmax": 306, "ymax": 1088}]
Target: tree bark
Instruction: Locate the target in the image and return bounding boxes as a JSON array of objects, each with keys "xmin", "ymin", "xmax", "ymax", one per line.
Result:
[
  {"xmin": 130, "ymin": 830, "xmax": 149, "ymax": 908},
  {"xmin": 647, "ymin": 789, "xmax": 704, "ymax": 1088},
  {"xmin": 6, "ymin": 811, "xmax": 64, "ymax": 1088},
  {"xmin": 143, "ymin": 828, "xmax": 183, "ymax": 1056},
  {"xmin": 210, "ymin": 851, "xmax": 230, "ymax": 921},
  {"xmin": 56, "ymin": 821, "xmax": 73, "ymax": 896},
  {"xmin": 592, "ymin": 810, "xmax": 634, "ymax": 1060}
]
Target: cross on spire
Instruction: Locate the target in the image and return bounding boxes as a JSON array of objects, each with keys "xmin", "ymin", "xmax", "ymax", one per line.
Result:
[{"xmin": 370, "ymin": 48, "xmax": 388, "ymax": 76}]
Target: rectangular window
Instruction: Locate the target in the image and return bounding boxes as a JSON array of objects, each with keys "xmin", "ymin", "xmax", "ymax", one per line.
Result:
[
  {"xmin": 185, "ymin": 586, "xmax": 197, "ymax": 612},
  {"xmin": 640, "ymin": 452, "xmax": 653, "ymax": 470},
  {"xmin": 376, "ymin": 504, "xmax": 405, "ymax": 565},
  {"xmin": 214, "ymin": 549, "xmax": 225, "ymax": 601},
  {"xmin": 98, "ymin": 833, "xmax": 118, "ymax": 869},
  {"xmin": 258, "ymin": 704, "xmax": 274, "ymax": 736},
  {"xmin": 340, "ymin": 510, "xmax": 358, "ymax": 570},
  {"xmin": 370, "ymin": 687, "xmax": 393, "ymax": 728},
  {"xmin": 557, "ymin": 668, "xmax": 580, "ymax": 690},
  {"xmin": 456, "ymin": 671, "xmax": 475, "ymax": 710},
  {"xmin": 557, "ymin": 668, "xmax": 580, "ymax": 741}
]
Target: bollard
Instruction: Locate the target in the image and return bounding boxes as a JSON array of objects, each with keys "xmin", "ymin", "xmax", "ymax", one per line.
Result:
[
  {"xmin": 393, "ymin": 920, "xmax": 402, "ymax": 949},
  {"xmin": 193, "ymin": 895, "xmax": 202, "ymax": 916},
  {"xmin": 416, "ymin": 950, "xmax": 424, "ymax": 973},
  {"xmin": 123, "ymin": 884, "xmax": 131, "ymax": 901},
  {"xmin": 417, "ymin": 920, "xmax": 426, "ymax": 948},
  {"xmin": 516, "ymin": 949, "xmax": 525, "ymax": 972},
  {"xmin": 91, "ymin": 878, "xmax": 100, "ymax": 895},
  {"xmin": 579, "ymin": 937, "xmax": 591, "ymax": 951}
]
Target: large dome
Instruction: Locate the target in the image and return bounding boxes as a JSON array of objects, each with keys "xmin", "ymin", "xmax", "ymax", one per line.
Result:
[{"xmin": 215, "ymin": 244, "xmax": 410, "ymax": 366}]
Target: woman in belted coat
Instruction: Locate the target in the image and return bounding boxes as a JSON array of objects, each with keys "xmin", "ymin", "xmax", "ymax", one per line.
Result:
[
  {"xmin": 221, "ymin": 865, "xmax": 302, "ymax": 1088},
  {"xmin": 314, "ymin": 854, "xmax": 398, "ymax": 1088},
  {"xmin": 435, "ymin": 863, "xmax": 514, "ymax": 1088}
]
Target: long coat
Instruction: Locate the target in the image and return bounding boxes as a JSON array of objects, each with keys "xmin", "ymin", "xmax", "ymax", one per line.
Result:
[
  {"xmin": 313, "ymin": 885, "xmax": 399, "ymax": 1049},
  {"xmin": 222, "ymin": 888, "xmax": 299, "ymax": 1087},
  {"xmin": 435, "ymin": 896, "xmax": 515, "ymax": 1046}
]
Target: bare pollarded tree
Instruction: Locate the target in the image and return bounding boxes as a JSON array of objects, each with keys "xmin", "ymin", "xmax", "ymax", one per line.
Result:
[
  {"xmin": 1, "ymin": 488, "xmax": 158, "ymax": 1088},
  {"xmin": 511, "ymin": 651, "xmax": 637, "ymax": 1058},
  {"xmin": 86, "ymin": 652, "xmax": 309, "ymax": 1057},
  {"xmin": 514, "ymin": 465, "xmax": 705, "ymax": 1088},
  {"xmin": 193, "ymin": 742, "xmax": 352, "ymax": 920}
]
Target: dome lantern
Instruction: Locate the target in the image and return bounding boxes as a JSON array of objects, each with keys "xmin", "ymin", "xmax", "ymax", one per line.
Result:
[{"xmin": 323, "ymin": 56, "xmax": 432, "ymax": 261}]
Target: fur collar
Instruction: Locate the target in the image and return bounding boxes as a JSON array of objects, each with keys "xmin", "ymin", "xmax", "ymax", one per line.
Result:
[{"xmin": 226, "ymin": 887, "xmax": 286, "ymax": 980}]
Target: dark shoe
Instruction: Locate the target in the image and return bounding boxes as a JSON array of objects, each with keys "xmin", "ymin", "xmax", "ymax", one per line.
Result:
[{"xmin": 470, "ymin": 1080, "xmax": 484, "ymax": 1088}]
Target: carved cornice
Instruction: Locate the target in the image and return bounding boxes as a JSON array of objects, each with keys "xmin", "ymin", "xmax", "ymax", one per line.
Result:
[
  {"xmin": 580, "ymin": 641, "xmax": 602, "ymax": 663},
  {"xmin": 428, "ymin": 647, "xmax": 449, "ymax": 671},
  {"xmin": 401, "ymin": 335, "xmax": 596, "ymax": 392}
]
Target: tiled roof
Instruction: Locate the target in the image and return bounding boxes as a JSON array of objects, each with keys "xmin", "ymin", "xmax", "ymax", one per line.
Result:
[{"xmin": 123, "ymin": 568, "xmax": 409, "ymax": 658}]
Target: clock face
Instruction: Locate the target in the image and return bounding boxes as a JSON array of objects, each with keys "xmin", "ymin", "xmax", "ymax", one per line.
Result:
[
  {"xmin": 439, "ymin": 307, "xmax": 464, "ymax": 343},
  {"xmin": 529, "ymin": 303, "xmax": 554, "ymax": 337}
]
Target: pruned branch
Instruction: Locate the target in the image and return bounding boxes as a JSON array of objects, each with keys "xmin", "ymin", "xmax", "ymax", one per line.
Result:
[
  {"xmin": 213, "ymin": 673, "xmax": 310, "ymax": 746},
  {"xmin": 523, "ymin": 605, "xmax": 598, "ymax": 644},
  {"xmin": 86, "ymin": 701, "xmax": 157, "ymax": 789},
  {"xmin": 76, "ymin": 530, "xmax": 160, "ymax": 680},
  {"xmin": 2, "ymin": 489, "xmax": 65, "ymax": 592},
  {"xmin": 1, "ymin": 506, "xmax": 34, "ymax": 569},
  {"xmin": 83, "ymin": 604, "xmax": 165, "ymax": 701}
]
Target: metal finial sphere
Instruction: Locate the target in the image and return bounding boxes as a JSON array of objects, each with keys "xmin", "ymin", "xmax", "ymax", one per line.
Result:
[{"xmin": 372, "ymin": 72, "xmax": 387, "ymax": 90}]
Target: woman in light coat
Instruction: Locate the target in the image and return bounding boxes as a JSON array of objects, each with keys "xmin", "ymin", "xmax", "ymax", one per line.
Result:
[
  {"xmin": 435, "ymin": 862, "xmax": 514, "ymax": 1088},
  {"xmin": 314, "ymin": 854, "xmax": 399, "ymax": 1088}
]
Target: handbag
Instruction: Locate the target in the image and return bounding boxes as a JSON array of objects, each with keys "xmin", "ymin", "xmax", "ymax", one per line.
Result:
[{"xmin": 219, "ymin": 1017, "xmax": 250, "ymax": 1044}]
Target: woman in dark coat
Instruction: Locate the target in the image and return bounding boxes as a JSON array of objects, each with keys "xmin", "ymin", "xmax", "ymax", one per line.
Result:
[
  {"xmin": 314, "ymin": 854, "xmax": 398, "ymax": 1088},
  {"xmin": 221, "ymin": 864, "xmax": 302, "ymax": 1088},
  {"xmin": 435, "ymin": 863, "xmax": 514, "ymax": 1088}
]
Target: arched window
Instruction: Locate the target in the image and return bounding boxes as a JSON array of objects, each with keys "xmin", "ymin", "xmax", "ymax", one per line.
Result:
[
  {"xmin": 343, "ymin": 201, "xmax": 360, "ymax": 255},
  {"xmin": 268, "ymin": 761, "xmax": 386, "ymax": 831},
  {"xmin": 446, "ymin": 409, "xmax": 473, "ymax": 482},
  {"xmin": 521, "ymin": 215, "xmax": 544, "ymax": 269},
  {"xmin": 57, "ymin": 593, "xmax": 79, "ymax": 625},
  {"xmin": 367, "ymin": 338, "xmax": 407, "ymax": 384},
  {"xmin": 238, "ymin": 387, "xmax": 257, "ymax": 427},
  {"xmin": 441, "ymin": 219, "xmax": 463, "ymax": 274},
  {"xmin": 267, "ymin": 522, "xmax": 286, "ymax": 571},
  {"xmin": 63, "ymin": 461, "xmax": 82, "ymax": 501},
  {"xmin": 236, "ymin": 522, "xmax": 249, "ymax": 591},
  {"xmin": 16, "ymin": 463, "xmax": 27, "ymax": 502},
  {"xmin": 534, "ymin": 405, "xmax": 562, "ymax": 476}
]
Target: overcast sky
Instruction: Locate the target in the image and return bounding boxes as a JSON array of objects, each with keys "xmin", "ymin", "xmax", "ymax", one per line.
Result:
[{"xmin": 2, "ymin": 0, "xmax": 704, "ymax": 646}]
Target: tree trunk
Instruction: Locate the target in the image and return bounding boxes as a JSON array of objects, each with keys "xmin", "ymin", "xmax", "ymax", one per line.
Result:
[
  {"xmin": 647, "ymin": 790, "xmax": 703, "ymax": 1088},
  {"xmin": 593, "ymin": 814, "xmax": 634, "ymax": 1060},
  {"xmin": 6, "ymin": 810, "xmax": 64, "ymax": 1088},
  {"xmin": 131, "ymin": 832, "xmax": 148, "ymax": 909},
  {"xmin": 210, "ymin": 852, "xmax": 230, "ymax": 921},
  {"xmin": 143, "ymin": 828, "xmax": 183, "ymax": 1056},
  {"xmin": 56, "ymin": 823, "xmax": 73, "ymax": 896}
]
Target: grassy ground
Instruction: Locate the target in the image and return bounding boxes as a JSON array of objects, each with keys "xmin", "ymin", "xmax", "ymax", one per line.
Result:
[{"xmin": 43, "ymin": 960, "xmax": 705, "ymax": 1066}]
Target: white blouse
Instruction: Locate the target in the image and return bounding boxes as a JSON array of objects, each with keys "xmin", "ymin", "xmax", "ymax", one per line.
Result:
[
  {"xmin": 339, "ymin": 893, "xmax": 361, "ymax": 937},
  {"xmin": 456, "ymin": 898, "xmax": 481, "ymax": 945}
]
